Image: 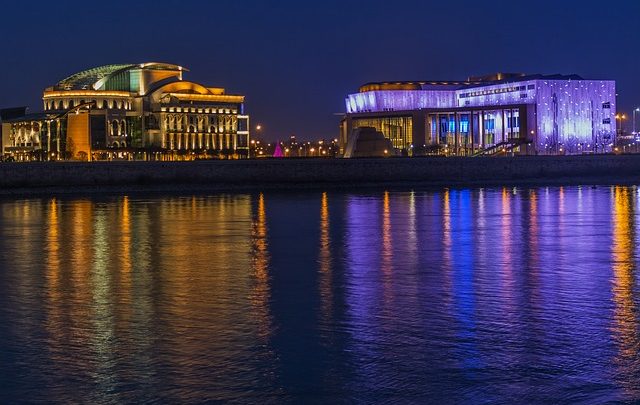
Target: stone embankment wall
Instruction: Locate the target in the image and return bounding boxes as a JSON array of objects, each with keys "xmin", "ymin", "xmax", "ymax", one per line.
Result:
[{"xmin": 0, "ymin": 156, "xmax": 639, "ymax": 191}]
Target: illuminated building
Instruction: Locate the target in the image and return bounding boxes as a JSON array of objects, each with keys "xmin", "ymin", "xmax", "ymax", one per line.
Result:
[
  {"xmin": 341, "ymin": 73, "xmax": 617, "ymax": 156},
  {"xmin": 1, "ymin": 63, "xmax": 249, "ymax": 160}
]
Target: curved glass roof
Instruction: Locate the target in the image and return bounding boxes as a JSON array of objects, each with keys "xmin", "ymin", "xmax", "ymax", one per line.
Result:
[
  {"xmin": 53, "ymin": 63, "xmax": 186, "ymax": 91},
  {"xmin": 55, "ymin": 64, "xmax": 135, "ymax": 91}
]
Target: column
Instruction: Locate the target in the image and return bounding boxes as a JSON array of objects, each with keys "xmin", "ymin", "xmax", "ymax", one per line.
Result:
[
  {"xmin": 480, "ymin": 110, "xmax": 485, "ymax": 149},
  {"xmin": 453, "ymin": 113, "xmax": 458, "ymax": 155},
  {"xmin": 47, "ymin": 121, "xmax": 51, "ymax": 158},
  {"xmin": 56, "ymin": 119, "xmax": 61, "ymax": 156},
  {"xmin": 501, "ymin": 109, "xmax": 506, "ymax": 143}
]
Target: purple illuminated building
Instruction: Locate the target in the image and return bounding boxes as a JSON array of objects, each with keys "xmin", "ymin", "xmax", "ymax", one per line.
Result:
[{"xmin": 340, "ymin": 73, "xmax": 617, "ymax": 156}]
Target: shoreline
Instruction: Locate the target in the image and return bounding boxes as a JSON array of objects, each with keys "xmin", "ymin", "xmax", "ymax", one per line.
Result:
[
  {"xmin": 0, "ymin": 176, "xmax": 634, "ymax": 198},
  {"xmin": 0, "ymin": 155, "xmax": 639, "ymax": 196}
]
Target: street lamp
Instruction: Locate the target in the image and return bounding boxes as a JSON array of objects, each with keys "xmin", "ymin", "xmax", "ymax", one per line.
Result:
[
  {"xmin": 616, "ymin": 113, "xmax": 627, "ymax": 137},
  {"xmin": 251, "ymin": 124, "xmax": 264, "ymax": 159}
]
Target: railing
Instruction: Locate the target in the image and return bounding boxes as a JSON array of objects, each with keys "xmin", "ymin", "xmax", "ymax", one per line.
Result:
[{"xmin": 472, "ymin": 138, "xmax": 532, "ymax": 157}]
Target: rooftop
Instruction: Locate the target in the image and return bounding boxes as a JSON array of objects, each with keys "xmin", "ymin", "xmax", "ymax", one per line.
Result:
[
  {"xmin": 358, "ymin": 73, "xmax": 586, "ymax": 92},
  {"xmin": 52, "ymin": 62, "xmax": 186, "ymax": 91}
]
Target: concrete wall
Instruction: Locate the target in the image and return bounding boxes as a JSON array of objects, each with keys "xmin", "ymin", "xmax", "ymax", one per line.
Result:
[{"xmin": 0, "ymin": 155, "xmax": 639, "ymax": 191}]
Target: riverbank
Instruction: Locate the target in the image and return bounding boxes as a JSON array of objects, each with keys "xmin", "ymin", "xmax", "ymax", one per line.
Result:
[{"xmin": 1, "ymin": 155, "xmax": 639, "ymax": 195}]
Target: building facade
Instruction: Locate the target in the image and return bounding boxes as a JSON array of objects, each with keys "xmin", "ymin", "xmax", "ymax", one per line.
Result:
[
  {"xmin": 1, "ymin": 63, "xmax": 249, "ymax": 160},
  {"xmin": 341, "ymin": 73, "xmax": 617, "ymax": 156}
]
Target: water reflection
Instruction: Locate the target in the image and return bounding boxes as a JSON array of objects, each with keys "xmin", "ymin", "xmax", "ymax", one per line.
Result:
[
  {"xmin": 251, "ymin": 193, "xmax": 272, "ymax": 340},
  {"xmin": 318, "ymin": 192, "xmax": 332, "ymax": 325},
  {"xmin": 611, "ymin": 187, "xmax": 640, "ymax": 398},
  {"xmin": 0, "ymin": 187, "xmax": 639, "ymax": 402}
]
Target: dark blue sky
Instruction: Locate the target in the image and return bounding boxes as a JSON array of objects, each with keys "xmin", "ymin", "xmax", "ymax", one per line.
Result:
[{"xmin": 0, "ymin": 0, "xmax": 638, "ymax": 140}]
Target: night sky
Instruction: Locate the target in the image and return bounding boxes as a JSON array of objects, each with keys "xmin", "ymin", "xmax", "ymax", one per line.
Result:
[{"xmin": 0, "ymin": 0, "xmax": 638, "ymax": 140}]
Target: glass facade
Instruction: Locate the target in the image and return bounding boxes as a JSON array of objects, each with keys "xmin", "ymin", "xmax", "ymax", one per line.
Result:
[
  {"xmin": 104, "ymin": 70, "xmax": 130, "ymax": 91},
  {"xmin": 103, "ymin": 69, "xmax": 140, "ymax": 93},
  {"xmin": 352, "ymin": 116, "xmax": 413, "ymax": 151},
  {"xmin": 421, "ymin": 108, "xmax": 527, "ymax": 156},
  {"xmin": 129, "ymin": 70, "xmax": 141, "ymax": 93},
  {"xmin": 428, "ymin": 113, "xmax": 473, "ymax": 150},
  {"xmin": 505, "ymin": 109, "xmax": 520, "ymax": 139}
]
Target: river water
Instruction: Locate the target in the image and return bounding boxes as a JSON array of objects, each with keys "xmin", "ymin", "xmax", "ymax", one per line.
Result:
[{"xmin": 0, "ymin": 186, "xmax": 639, "ymax": 403}]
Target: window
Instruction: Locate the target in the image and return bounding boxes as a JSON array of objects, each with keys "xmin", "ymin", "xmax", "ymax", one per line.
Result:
[
  {"xmin": 527, "ymin": 84, "xmax": 535, "ymax": 90},
  {"xmin": 485, "ymin": 118, "xmax": 495, "ymax": 131},
  {"xmin": 603, "ymin": 118, "xmax": 611, "ymax": 124},
  {"xmin": 602, "ymin": 102, "xmax": 611, "ymax": 109},
  {"xmin": 459, "ymin": 115, "xmax": 470, "ymax": 133},
  {"xmin": 439, "ymin": 116, "xmax": 449, "ymax": 134},
  {"xmin": 520, "ymin": 94, "xmax": 528, "ymax": 99},
  {"xmin": 238, "ymin": 117, "xmax": 248, "ymax": 132}
]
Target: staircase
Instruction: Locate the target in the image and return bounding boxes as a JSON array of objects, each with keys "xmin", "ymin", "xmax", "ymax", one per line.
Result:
[{"xmin": 472, "ymin": 138, "xmax": 532, "ymax": 157}]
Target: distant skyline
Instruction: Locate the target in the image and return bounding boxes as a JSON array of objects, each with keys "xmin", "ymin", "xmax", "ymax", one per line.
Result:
[{"xmin": 0, "ymin": 0, "xmax": 638, "ymax": 140}]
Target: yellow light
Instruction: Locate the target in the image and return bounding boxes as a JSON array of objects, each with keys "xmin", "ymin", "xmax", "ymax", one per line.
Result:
[
  {"xmin": 166, "ymin": 92, "xmax": 244, "ymax": 103},
  {"xmin": 384, "ymin": 149, "xmax": 388, "ymax": 154},
  {"xmin": 43, "ymin": 90, "xmax": 131, "ymax": 98},
  {"xmin": 256, "ymin": 125, "xmax": 262, "ymax": 131}
]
